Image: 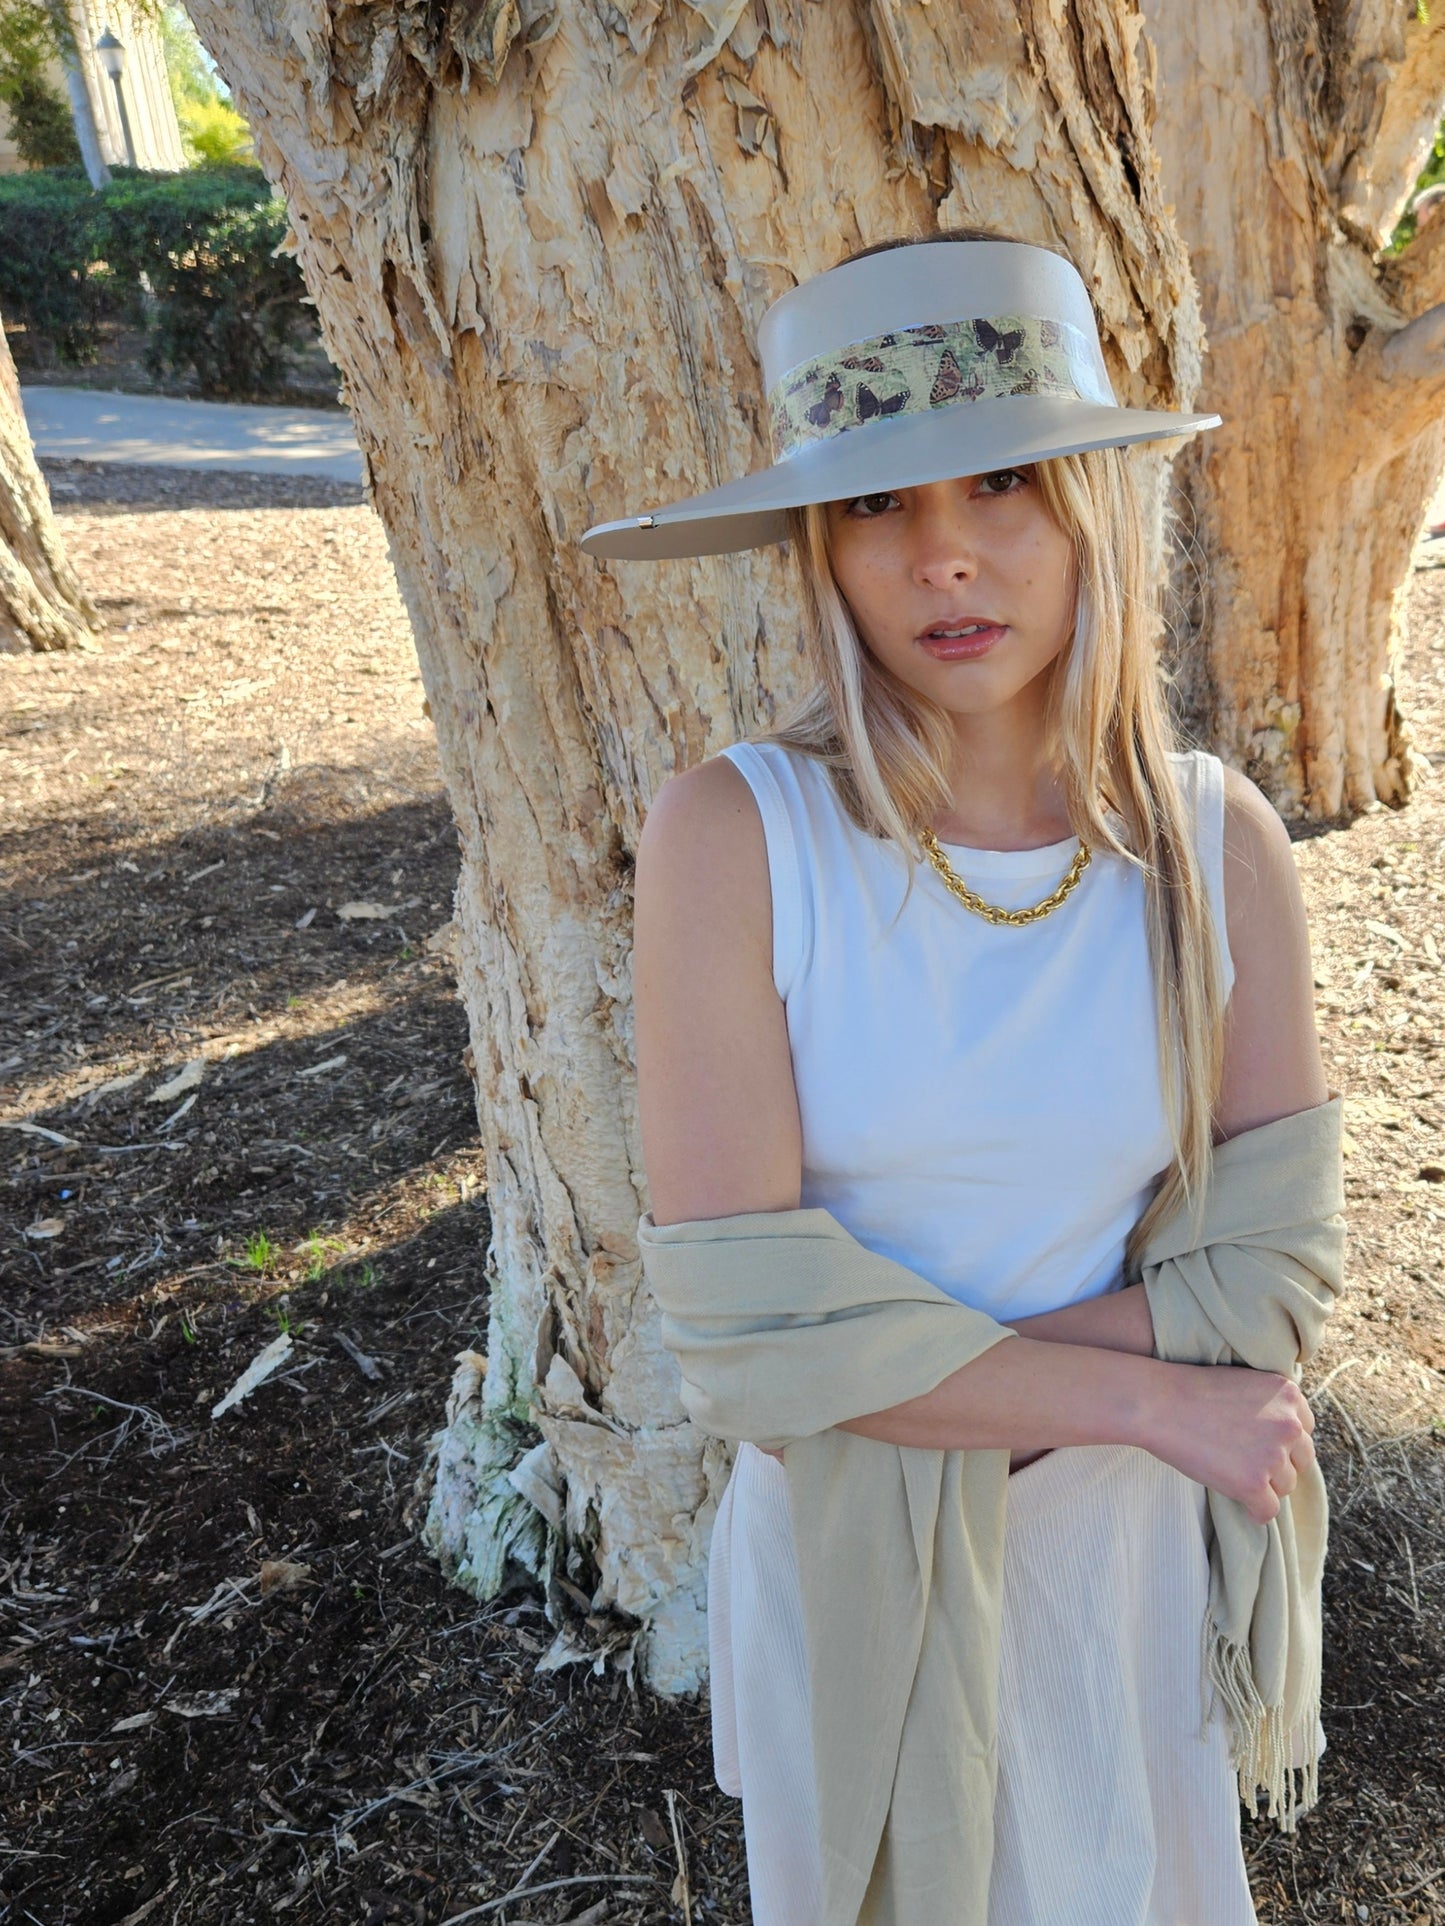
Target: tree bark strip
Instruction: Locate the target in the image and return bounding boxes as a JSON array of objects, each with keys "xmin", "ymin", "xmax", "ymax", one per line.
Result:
[{"xmin": 0, "ymin": 320, "xmax": 101, "ymax": 655}]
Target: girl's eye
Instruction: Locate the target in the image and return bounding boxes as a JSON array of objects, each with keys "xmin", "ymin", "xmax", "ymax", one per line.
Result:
[
  {"xmin": 845, "ymin": 491, "xmax": 901, "ymax": 518},
  {"xmin": 978, "ymin": 468, "xmax": 1026, "ymax": 495}
]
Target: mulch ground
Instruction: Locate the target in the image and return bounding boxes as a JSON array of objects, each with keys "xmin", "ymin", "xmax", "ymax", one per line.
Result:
[{"xmin": 2, "ymin": 455, "xmax": 1443, "ymax": 1926}]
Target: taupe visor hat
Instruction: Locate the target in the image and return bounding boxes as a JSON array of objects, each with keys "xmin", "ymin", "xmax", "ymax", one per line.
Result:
[{"xmin": 579, "ymin": 238, "xmax": 1220, "ymax": 561}]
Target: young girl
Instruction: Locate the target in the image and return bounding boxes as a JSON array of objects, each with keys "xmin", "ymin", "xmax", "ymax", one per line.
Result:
[{"xmin": 585, "ymin": 234, "xmax": 1331, "ymax": 1924}]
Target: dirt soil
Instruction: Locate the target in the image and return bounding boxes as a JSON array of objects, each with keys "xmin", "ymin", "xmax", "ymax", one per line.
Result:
[{"xmin": 2, "ymin": 456, "xmax": 1444, "ymax": 1926}]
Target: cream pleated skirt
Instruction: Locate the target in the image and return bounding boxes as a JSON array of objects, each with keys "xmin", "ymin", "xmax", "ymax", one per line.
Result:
[{"xmin": 708, "ymin": 1440, "xmax": 1264, "ymax": 1926}]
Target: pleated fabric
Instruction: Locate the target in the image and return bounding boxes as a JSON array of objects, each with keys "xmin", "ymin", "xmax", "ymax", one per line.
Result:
[{"xmin": 710, "ymin": 1438, "xmax": 1262, "ymax": 1926}]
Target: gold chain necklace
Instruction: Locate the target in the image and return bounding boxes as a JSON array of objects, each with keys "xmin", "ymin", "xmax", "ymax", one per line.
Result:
[{"xmin": 918, "ymin": 827, "xmax": 1091, "ymax": 927}]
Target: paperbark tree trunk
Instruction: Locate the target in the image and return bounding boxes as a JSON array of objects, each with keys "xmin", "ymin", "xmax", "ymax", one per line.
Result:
[
  {"xmin": 0, "ymin": 319, "xmax": 101, "ymax": 654},
  {"xmin": 181, "ymin": 0, "xmax": 1445, "ymax": 1692},
  {"xmin": 1141, "ymin": 0, "xmax": 1445, "ymax": 814}
]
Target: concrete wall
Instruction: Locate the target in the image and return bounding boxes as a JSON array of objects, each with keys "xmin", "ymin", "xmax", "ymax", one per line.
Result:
[{"xmin": 0, "ymin": 0, "xmax": 185, "ymax": 175}]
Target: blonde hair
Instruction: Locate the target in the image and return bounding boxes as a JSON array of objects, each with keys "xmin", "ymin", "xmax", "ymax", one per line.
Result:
[{"xmin": 757, "ymin": 429, "xmax": 1226, "ymax": 1273}]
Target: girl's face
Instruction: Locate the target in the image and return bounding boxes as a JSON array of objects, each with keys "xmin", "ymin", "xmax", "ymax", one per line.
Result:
[{"xmin": 822, "ymin": 467, "xmax": 1077, "ymax": 726}]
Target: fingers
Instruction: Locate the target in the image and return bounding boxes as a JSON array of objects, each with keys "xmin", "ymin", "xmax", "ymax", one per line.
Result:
[
  {"xmin": 1250, "ymin": 1488, "xmax": 1281, "ymax": 1526},
  {"xmin": 1261, "ymin": 1431, "xmax": 1315, "ymax": 1516},
  {"xmin": 1270, "ymin": 1456, "xmax": 1299, "ymax": 1499}
]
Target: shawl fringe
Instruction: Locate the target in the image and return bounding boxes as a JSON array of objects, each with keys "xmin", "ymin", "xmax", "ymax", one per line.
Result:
[{"xmin": 1204, "ymin": 1611, "xmax": 1321, "ymax": 1833}]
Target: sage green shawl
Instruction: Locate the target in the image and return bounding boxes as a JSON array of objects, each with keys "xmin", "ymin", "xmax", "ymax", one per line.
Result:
[{"xmin": 638, "ymin": 1094, "xmax": 1345, "ymax": 1926}]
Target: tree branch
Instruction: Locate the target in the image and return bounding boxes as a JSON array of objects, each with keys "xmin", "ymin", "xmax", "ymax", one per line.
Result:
[
  {"xmin": 1328, "ymin": 7, "xmax": 1445, "ymax": 247},
  {"xmin": 1352, "ymin": 288, "xmax": 1445, "ymax": 458},
  {"xmin": 1379, "ymin": 300, "xmax": 1445, "ymax": 380},
  {"xmin": 1381, "ymin": 217, "xmax": 1445, "ymax": 319}
]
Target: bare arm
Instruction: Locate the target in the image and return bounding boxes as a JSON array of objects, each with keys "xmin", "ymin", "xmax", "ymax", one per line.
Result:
[
  {"xmin": 1214, "ymin": 763, "xmax": 1330, "ymax": 1135},
  {"xmin": 634, "ymin": 756, "xmax": 802, "ymax": 1225},
  {"xmin": 1004, "ymin": 1283, "xmax": 1156, "ymax": 1357}
]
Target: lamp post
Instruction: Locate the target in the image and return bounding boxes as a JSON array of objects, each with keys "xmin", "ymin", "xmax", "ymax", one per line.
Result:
[{"xmin": 95, "ymin": 29, "xmax": 135, "ymax": 169}]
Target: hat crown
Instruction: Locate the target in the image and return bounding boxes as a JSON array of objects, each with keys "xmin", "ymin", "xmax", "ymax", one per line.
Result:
[{"xmin": 758, "ymin": 239, "xmax": 1115, "ymax": 403}]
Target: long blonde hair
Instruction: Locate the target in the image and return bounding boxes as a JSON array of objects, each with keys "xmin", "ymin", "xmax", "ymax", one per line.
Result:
[{"xmin": 754, "ymin": 265, "xmax": 1227, "ymax": 1269}]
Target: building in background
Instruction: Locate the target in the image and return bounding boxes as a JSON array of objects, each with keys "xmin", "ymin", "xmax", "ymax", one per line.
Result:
[{"xmin": 0, "ymin": 0, "xmax": 184, "ymax": 176}]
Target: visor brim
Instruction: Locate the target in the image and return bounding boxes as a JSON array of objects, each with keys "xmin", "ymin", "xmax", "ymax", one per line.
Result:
[{"xmin": 579, "ymin": 395, "xmax": 1221, "ymax": 561}]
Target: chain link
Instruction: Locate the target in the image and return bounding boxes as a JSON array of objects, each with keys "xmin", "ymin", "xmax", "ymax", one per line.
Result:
[{"xmin": 918, "ymin": 827, "xmax": 1091, "ymax": 926}]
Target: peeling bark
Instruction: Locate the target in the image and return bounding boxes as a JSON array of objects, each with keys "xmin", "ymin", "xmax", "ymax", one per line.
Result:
[
  {"xmin": 0, "ymin": 322, "xmax": 101, "ymax": 655},
  {"xmin": 1143, "ymin": 0, "xmax": 1445, "ymax": 812},
  {"xmin": 183, "ymin": 0, "xmax": 1445, "ymax": 1691}
]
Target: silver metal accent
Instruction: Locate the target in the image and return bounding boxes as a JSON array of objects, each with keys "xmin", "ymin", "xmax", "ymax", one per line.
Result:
[{"xmin": 636, "ymin": 515, "xmax": 656, "ymax": 528}]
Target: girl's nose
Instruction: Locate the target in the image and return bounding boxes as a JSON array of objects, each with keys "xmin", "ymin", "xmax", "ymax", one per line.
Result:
[{"xmin": 909, "ymin": 492, "xmax": 980, "ymax": 589}]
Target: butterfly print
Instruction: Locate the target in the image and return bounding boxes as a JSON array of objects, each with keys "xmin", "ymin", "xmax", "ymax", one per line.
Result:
[
  {"xmin": 911, "ymin": 324, "xmax": 948, "ymax": 343},
  {"xmin": 975, "ymin": 318, "xmax": 1026, "ymax": 364},
  {"xmin": 1039, "ymin": 318, "xmax": 1062, "ymax": 349},
  {"xmin": 841, "ymin": 354, "xmax": 886, "ymax": 372},
  {"xmin": 930, "ymin": 348, "xmax": 963, "ymax": 405},
  {"xmin": 857, "ymin": 383, "xmax": 909, "ymax": 421},
  {"xmin": 805, "ymin": 371, "xmax": 845, "ymax": 429}
]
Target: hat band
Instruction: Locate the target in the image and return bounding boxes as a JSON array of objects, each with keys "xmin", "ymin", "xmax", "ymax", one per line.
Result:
[{"xmin": 767, "ymin": 314, "xmax": 1113, "ymax": 462}]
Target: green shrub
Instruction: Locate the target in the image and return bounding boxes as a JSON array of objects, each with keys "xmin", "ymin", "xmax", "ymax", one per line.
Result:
[
  {"xmin": 0, "ymin": 163, "xmax": 314, "ymax": 396},
  {"xmin": 1, "ymin": 70, "xmax": 81, "ymax": 168},
  {"xmin": 0, "ymin": 169, "xmax": 129, "ymax": 365},
  {"xmin": 177, "ymin": 96, "xmax": 253, "ymax": 167},
  {"xmin": 0, "ymin": 0, "xmax": 81, "ymax": 169},
  {"xmin": 91, "ymin": 167, "xmax": 307, "ymax": 396}
]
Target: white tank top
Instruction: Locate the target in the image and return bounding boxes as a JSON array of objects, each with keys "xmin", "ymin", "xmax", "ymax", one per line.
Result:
[{"xmin": 719, "ymin": 739, "xmax": 1235, "ymax": 1322}]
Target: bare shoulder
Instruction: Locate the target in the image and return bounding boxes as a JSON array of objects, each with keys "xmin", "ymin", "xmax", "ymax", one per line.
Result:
[
  {"xmin": 635, "ymin": 752, "xmax": 771, "ymax": 951},
  {"xmin": 1213, "ymin": 761, "xmax": 1329, "ymax": 1136},
  {"xmin": 639, "ymin": 752, "xmax": 767, "ymax": 868},
  {"xmin": 1219, "ymin": 760, "xmax": 1295, "ymax": 891},
  {"xmin": 633, "ymin": 751, "xmax": 798, "ymax": 1221}
]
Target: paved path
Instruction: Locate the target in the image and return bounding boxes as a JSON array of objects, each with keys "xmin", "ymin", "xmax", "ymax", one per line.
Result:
[{"xmin": 20, "ymin": 385, "xmax": 364, "ymax": 484}]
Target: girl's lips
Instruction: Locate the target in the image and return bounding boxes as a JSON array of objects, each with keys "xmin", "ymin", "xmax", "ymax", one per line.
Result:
[{"xmin": 916, "ymin": 624, "xmax": 1007, "ymax": 659}]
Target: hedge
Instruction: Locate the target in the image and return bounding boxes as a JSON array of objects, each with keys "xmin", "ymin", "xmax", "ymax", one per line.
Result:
[{"xmin": 0, "ymin": 164, "xmax": 316, "ymax": 399}]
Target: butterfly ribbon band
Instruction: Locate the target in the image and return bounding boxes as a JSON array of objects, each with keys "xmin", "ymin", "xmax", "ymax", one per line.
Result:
[{"xmin": 766, "ymin": 313, "xmax": 1113, "ymax": 461}]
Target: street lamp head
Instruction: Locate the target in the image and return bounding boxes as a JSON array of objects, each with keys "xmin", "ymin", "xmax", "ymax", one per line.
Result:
[{"xmin": 95, "ymin": 29, "xmax": 125, "ymax": 80}]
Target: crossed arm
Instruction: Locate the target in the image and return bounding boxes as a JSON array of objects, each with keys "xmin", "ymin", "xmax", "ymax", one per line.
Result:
[{"xmin": 1007, "ymin": 1281, "xmax": 1156, "ymax": 1357}]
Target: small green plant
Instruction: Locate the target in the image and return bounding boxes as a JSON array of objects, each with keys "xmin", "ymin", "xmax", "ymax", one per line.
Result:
[
  {"xmin": 180, "ymin": 1308, "xmax": 199, "ymax": 1343},
  {"xmin": 270, "ymin": 1301, "xmax": 295, "ymax": 1337},
  {"xmin": 299, "ymin": 1230, "xmax": 345, "ymax": 1282},
  {"xmin": 242, "ymin": 1230, "xmax": 276, "ymax": 1274}
]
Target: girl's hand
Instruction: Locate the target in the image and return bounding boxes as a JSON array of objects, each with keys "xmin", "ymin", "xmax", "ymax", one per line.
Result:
[{"xmin": 1141, "ymin": 1360, "xmax": 1316, "ymax": 1525}]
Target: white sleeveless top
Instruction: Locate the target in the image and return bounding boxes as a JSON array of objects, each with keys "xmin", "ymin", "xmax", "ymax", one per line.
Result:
[{"xmin": 719, "ymin": 740, "xmax": 1235, "ymax": 1322}]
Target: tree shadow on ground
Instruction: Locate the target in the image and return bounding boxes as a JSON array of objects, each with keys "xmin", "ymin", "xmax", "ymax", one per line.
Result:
[
  {"xmin": 40, "ymin": 456, "xmax": 365, "ymax": 517},
  {"xmin": 3, "ymin": 786, "xmax": 480, "ymax": 1332}
]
